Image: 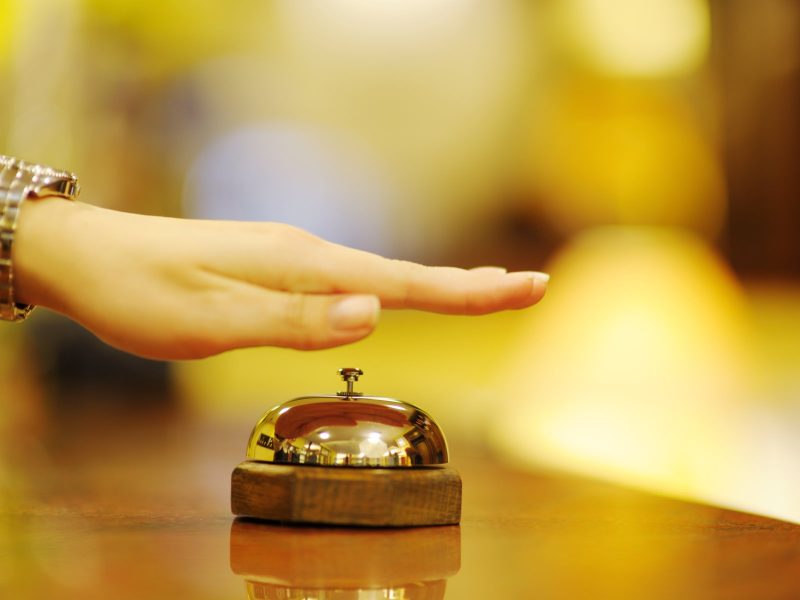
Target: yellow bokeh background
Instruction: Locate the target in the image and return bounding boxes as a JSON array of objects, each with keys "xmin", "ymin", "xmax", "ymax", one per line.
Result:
[{"xmin": 2, "ymin": 0, "xmax": 800, "ymax": 525}]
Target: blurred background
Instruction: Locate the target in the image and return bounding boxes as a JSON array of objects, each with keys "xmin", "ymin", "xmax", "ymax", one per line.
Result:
[{"xmin": 1, "ymin": 0, "xmax": 799, "ymax": 529}]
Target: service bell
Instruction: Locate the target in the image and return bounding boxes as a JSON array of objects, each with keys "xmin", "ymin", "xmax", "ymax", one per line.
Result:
[{"xmin": 231, "ymin": 368, "xmax": 462, "ymax": 527}]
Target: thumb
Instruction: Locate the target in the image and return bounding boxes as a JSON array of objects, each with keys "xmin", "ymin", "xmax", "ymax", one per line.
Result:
[{"xmin": 226, "ymin": 290, "xmax": 381, "ymax": 351}]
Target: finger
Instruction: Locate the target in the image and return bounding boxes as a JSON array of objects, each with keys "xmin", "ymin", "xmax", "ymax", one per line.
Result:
[
  {"xmin": 304, "ymin": 244, "xmax": 550, "ymax": 314},
  {"xmin": 206, "ymin": 223, "xmax": 548, "ymax": 315},
  {"xmin": 376, "ymin": 267, "xmax": 548, "ymax": 314}
]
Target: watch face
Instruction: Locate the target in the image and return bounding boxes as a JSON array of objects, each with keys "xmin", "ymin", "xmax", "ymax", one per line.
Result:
[{"xmin": 34, "ymin": 176, "xmax": 81, "ymax": 200}]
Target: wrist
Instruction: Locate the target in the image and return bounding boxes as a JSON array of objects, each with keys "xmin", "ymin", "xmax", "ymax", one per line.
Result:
[
  {"xmin": 13, "ymin": 198, "xmax": 94, "ymax": 313},
  {"xmin": 0, "ymin": 155, "xmax": 82, "ymax": 321}
]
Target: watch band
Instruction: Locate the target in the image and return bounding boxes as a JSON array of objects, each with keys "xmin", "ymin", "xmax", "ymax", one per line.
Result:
[{"xmin": 0, "ymin": 155, "xmax": 80, "ymax": 321}]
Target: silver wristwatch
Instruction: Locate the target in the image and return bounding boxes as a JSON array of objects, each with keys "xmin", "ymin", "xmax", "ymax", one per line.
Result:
[{"xmin": 0, "ymin": 154, "xmax": 80, "ymax": 321}]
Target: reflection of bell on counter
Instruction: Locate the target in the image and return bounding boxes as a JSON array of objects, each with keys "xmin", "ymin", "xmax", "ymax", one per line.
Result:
[
  {"xmin": 231, "ymin": 368, "xmax": 462, "ymax": 526},
  {"xmin": 230, "ymin": 519, "xmax": 461, "ymax": 600}
]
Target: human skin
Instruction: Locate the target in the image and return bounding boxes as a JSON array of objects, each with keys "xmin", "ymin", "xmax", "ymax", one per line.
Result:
[{"xmin": 11, "ymin": 198, "xmax": 548, "ymax": 360}]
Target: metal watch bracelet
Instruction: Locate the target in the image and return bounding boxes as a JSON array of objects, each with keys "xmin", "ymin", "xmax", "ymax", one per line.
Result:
[{"xmin": 0, "ymin": 155, "xmax": 80, "ymax": 322}]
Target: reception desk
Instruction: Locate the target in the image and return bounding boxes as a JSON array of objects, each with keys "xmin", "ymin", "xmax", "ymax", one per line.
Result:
[{"xmin": 0, "ymin": 414, "xmax": 797, "ymax": 599}]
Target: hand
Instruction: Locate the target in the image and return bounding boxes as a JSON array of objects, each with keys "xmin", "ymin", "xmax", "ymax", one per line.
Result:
[{"xmin": 13, "ymin": 199, "xmax": 548, "ymax": 359}]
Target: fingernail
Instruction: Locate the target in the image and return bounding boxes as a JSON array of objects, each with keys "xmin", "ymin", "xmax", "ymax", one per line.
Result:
[
  {"xmin": 531, "ymin": 271, "xmax": 550, "ymax": 285},
  {"xmin": 508, "ymin": 271, "xmax": 550, "ymax": 300},
  {"xmin": 508, "ymin": 271, "xmax": 550, "ymax": 285},
  {"xmin": 329, "ymin": 295, "xmax": 380, "ymax": 331}
]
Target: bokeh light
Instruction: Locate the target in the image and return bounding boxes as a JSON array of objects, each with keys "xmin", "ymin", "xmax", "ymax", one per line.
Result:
[
  {"xmin": 1, "ymin": 0, "xmax": 799, "ymax": 530},
  {"xmin": 183, "ymin": 123, "xmax": 396, "ymax": 254},
  {"xmin": 519, "ymin": 84, "xmax": 726, "ymax": 235},
  {"xmin": 557, "ymin": 0, "xmax": 711, "ymax": 76},
  {"xmin": 491, "ymin": 227, "xmax": 756, "ymax": 508}
]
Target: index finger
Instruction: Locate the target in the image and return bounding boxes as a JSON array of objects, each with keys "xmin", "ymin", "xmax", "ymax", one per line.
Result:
[{"xmin": 308, "ymin": 243, "xmax": 550, "ymax": 315}]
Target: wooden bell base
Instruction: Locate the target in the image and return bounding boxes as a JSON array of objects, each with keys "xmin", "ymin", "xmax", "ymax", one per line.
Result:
[{"xmin": 231, "ymin": 461, "xmax": 462, "ymax": 527}]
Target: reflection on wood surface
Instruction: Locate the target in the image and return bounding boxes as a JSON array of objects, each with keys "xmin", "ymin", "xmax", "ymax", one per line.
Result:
[{"xmin": 231, "ymin": 519, "xmax": 460, "ymax": 599}]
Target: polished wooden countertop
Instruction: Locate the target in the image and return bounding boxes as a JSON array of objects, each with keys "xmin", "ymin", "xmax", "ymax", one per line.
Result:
[{"xmin": 0, "ymin": 412, "xmax": 798, "ymax": 599}]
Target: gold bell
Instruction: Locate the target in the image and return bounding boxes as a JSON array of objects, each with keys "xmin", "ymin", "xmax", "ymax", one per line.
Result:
[{"xmin": 231, "ymin": 368, "xmax": 462, "ymax": 527}]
